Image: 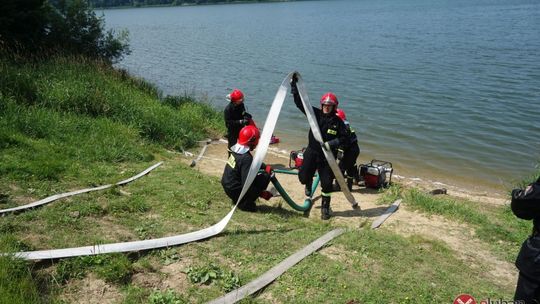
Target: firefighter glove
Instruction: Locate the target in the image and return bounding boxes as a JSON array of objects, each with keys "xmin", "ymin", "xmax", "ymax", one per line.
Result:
[
  {"xmin": 337, "ymin": 149, "xmax": 344, "ymax": 160},
  {"xmin": 265, "ymin": 165, "xmax": 275, "ymax": 178}
]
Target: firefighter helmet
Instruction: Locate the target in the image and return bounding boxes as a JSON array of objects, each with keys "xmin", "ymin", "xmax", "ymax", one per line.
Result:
[
  {"xmin": 320, "ymin": 92, "xmax": 338, "ymax": 106},
  {"xmin": 227, "ymin": 89, "xmax": 244, "ymax": 104},
  {"xmin": 237, "ymin": 125, "xmax": 260, "ymax": 147},
  {"xmin": 336, "ymin": 109, "xmax": 346, "ymax": 121}
]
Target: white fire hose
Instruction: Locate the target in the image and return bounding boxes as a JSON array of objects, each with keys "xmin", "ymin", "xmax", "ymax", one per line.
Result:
[{"xmin": 8, "ymin": 71, "xmax": 359, "ymax": 260}]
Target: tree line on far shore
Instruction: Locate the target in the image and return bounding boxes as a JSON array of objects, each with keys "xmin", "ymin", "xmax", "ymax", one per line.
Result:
[{"xmin": 89, "ymin": 0, "xmax": 288, "ymax": 8}]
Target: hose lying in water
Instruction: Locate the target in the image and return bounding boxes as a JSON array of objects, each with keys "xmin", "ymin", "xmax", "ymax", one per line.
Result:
[{"xmin": 271, "ymin": 169, "xmax": 319, "ymax": 212}]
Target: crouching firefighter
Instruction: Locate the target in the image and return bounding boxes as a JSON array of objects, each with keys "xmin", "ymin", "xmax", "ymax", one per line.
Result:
[
  {"xmin": 290, "ymin": 74, "xmax": 349, "ymax": 220},
  {"xmin": 511, "ymin": 176, "xmax": 540, "ymax": 303},
  {"xmin": 221, "ymin": 125, "xmax": 275, "ymax": 212},
  {"xmin": 336, "ymin": 109, "xmax": 360, "ymax": 191}
]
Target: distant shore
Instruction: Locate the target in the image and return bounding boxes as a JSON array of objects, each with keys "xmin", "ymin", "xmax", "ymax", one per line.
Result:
[{"xmin": 92, "ymin": 0, "xmax": 295, "ymax": 10}]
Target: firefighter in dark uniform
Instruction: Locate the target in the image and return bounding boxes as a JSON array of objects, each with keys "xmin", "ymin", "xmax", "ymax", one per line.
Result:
[
  {"xmin": 221, "ymin": 125, "xmax": 274, "ymax": 212},
  {"xmin": 511, "ymin": 177, "xmax": 540, "ymax": 303},
  {"xmin": 336, "ymin": 109, "xmax": 360, "ymax": 191},
  {"xmin": 224, "ymin": 89, "xmax": 254, "ymax": 150},
  {"xmin": 290, "ymin": 74, "xmax": 349, "ymax": 220}
]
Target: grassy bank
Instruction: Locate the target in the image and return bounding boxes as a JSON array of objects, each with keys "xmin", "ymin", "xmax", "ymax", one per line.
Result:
[{"xmin": 0, "ymin": 56, "xmax": 536, "ymax": 303}]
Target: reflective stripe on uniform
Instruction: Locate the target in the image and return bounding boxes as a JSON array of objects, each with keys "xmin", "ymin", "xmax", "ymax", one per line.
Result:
[
  {"xmin": 327, "ymin": 129, "xmax": 337, "ymax": 135},
  {"xmin": 321, "ymin": 191, "xmax": 332, "ymax": 197},
  {"xmin": 227, "ymin": 154, "xmax": 236, "ymax": 168}
]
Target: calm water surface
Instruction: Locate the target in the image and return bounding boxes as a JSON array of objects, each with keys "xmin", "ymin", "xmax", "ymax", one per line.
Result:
[{"xmin": 101, "ymin": 0, "xmax": 540, "ymax": 193}]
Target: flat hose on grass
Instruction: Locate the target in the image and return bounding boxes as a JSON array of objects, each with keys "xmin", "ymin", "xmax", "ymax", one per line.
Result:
[
  {"xmin": 0, "ymin": 162, "xmax": 163, "ymax": 215},
  {"xmin": 6, "ymin": 72, "xmax": 359, "ymax": 260},
  {"xmin": 7, "ymin": 72, "xmax": 297, "ymax": 260}
]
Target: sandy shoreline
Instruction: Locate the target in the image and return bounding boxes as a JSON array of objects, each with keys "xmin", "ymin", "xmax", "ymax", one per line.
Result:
[{"xmin": 188, "ymin": 138, "xmax": 509, "ymax": 206}]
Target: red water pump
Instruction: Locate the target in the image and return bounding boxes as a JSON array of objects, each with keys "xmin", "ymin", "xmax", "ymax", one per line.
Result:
[
  {"xmin": 359, "ymin": 160, "xmax": 393, "ymax": 189},
  {"xmin": 289, "ymin": 148, "xmax": 306, "ymax": 169}
]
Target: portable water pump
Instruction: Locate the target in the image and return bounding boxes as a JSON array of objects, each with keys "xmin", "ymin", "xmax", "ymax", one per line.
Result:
[
  {"xmin": 289, "ymin": 148, "xmax": 306, "ymax": 169},
  {"xmin": 359, "ymin": 159, "xmax": 393, "ymax": 189}
]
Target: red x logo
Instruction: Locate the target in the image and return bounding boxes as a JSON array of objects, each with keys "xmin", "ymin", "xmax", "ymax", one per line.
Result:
[{"xmin": 454, "ymin": 294, "xmax": 477, "ymax": 304}]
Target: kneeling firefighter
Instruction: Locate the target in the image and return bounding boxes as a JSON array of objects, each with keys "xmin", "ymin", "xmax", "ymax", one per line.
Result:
[
  {"xmin": 336, "ymin": 109, "xmax": 360, "ymax": 191},
  {"xmin": 511, "ymin": 176, "xmax": 540, "ymax": 303},
  {"xmin": 221, "ymin": 125, "xmax": 275, "ymax": 212},
  {"xmin": 290, "ymin": 74, "xmax": 349, "ymax": 220}
]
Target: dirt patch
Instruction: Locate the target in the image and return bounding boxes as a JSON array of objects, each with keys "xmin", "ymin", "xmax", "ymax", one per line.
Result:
[
  {"xmin": 160, "ymin": 261, "xmax": 191, "ymax": 291},
  {"xmin": 384, "ymin": 206, "xmax": 518, "ymax": 290},
  {"xmin": 60, "ymin": 273, "xmax": 122, "ymax": 304}
]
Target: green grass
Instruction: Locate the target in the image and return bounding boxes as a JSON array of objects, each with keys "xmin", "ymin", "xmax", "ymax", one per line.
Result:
[
  {"xmin": 401, "ymin": 188, "xmax": 531, "ymax": 262},
  {"xmin": 0, "ymin": 54, "xmax": 530, "ymax": 303}
]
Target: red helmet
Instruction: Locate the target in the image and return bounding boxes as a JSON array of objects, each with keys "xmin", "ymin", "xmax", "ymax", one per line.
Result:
[
  {"xmin": 320, "ymin": 92, "xmax": 338, "ymax": 107},
  {"xmin": 237, "ymin": 125, "xmax": 260, "ymax": 147},
  {"xmin": 227, "ymin": 89, "xmax": 244, "ymax": 104},
  {"xmin": 336, "ymin": 109, "xmax": 346, "ymax": 121}
]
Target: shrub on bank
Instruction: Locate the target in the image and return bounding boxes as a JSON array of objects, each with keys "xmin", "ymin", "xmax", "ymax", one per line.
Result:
[{"xmin": 0, "ymin": 56, "xmax": 224, "ymax": 152}]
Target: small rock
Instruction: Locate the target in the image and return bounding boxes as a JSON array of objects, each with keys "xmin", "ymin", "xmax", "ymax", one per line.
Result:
[
  {"xmin": 119, "ymin": 190, "xmax": 131, "ymax": 196},
  {"xmin": 69, "ymin": 211, "xmax": 80, "ymax": 218},
  {"xmin": 429, "ymin": 188, "xmax": 447, "ymax": 195}
]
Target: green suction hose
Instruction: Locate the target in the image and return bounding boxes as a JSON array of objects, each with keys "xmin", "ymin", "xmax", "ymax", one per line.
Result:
[{"xmin": 271, "ymin": 169, "xmax": 319, "ymax": 212}]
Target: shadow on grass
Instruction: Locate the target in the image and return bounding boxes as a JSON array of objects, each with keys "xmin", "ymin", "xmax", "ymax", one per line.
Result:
[
  {"xmin": 332, "ymin": 206, "xmax": 391, "ymax": 219},
  {"xmin": 350, "ymin": 187, "xmax": 382, "ymax": 194},
  {"xmin": 256, "ymin": 205, "xmax": 304, "ymax": 218},
  {"xmin": 221, "ymin": 227, "xmax": 296, "ymax": 237}
]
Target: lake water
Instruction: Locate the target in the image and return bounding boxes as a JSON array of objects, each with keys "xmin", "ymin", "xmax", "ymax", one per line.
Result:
[{"xmin": 101, "ymin": 0, "xmax": 540, "ymax": 194}]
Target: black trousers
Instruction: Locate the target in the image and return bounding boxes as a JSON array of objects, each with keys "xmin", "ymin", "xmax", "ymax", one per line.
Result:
[
  {"xmin": 298, "ymin": 148, "xmax": 334, "ymax": 195},
  {"xmin": 515, "ymin": 235, "xmax": 540, "ymax": 303},
  {"xmin": 227, "ymin": 133, "xmax": 238, "ymax": 149},
  {"xmin": 339, "ymin": 143, "xmax": 360, "ymax": 179},
  {"xmin": 224, "ymin": 172, "xmax": 270, "ymax": 211}
]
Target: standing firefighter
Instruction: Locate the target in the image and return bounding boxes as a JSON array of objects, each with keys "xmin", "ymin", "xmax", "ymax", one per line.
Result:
[
  {"xmin": 511, "ymin": 177, "xmax": 540, "ymax": 303},
  {"xmin": 224, "ymin": 89, "xmax": 254, "ymax": 150},
  {"xmin": 290, "ymin": 74, "xmax": 349, "ymax": 220},
  {"xmin": 336, "ymin": 109, "xmax": 360, "ymax": 191},
  {"xmin": 221, "ymin": 125, "xmax": 274, "ymax": 212}
]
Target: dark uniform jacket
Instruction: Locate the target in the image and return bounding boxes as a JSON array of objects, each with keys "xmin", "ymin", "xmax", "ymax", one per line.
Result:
[
  {"xmin": 344, "ymin": 120, "xmax": 358, "ymax": 147},
  {"xmin": 221, "ymin": 151, "xmax": 253, "ymax": 193},
  {"xmin": 224, "ymin": 102, "xmax": 251, "ymax": 146},
  {"xmin": 292, "ymin": 90, "xmax": 348, "ymax": 156}
]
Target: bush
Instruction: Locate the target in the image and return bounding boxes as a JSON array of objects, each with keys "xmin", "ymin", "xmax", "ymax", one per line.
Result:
[{"xmin": 0, "ymin": 0, "xmax": 130, "ymax": 63}]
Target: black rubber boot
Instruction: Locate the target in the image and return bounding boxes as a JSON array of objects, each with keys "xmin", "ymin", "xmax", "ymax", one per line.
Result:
[
  {"xmin": 305, "ymin": 181, "xmax": 312, "ymax": 197},
  {"xmin": 321, "ymin": 196, "xmax": 331, "ymax": 220},
  {"xmin": 333, "ymin": 180, "xmax": 340, "ymax": 191},
  {"xmin": 347, "ymin": 177, "xmax": 353, "ymax": 191}
]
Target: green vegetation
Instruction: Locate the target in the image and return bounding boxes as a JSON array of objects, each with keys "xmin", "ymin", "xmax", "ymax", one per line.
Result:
[
  {"xmin": 398, "ymin": 188, "xmax": 531, "ymax": 262},
  {"xmin": 1, "ymin": 0, "xmax": 129, "ymax": 62},
  {"xmin": 1, "ymin": 2, "xmax": 535, "ymax": 300}
]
